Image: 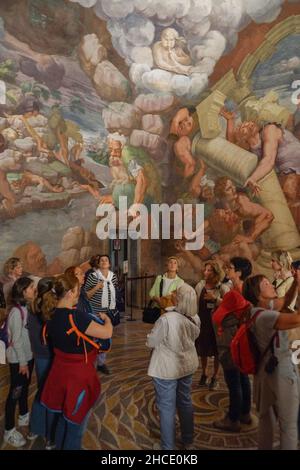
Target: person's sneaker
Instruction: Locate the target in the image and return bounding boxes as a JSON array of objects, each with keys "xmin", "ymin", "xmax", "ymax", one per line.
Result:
[
  {"xmin": 97, "ymin": 364, "xmax": 110, "ymax": 374},
  {"xmin": 209, "ymin": 376, "xmax": 219, "ymax": 390},
  {"xmin": 199, "ymin": 374, "xmax": 208, "ymax": 387},
  {"xmin": 45, "ymin": 440, "xmax": 56, "ymax": 450},
  {"xmin": 3, "ymin": 428, "xmax": 26, "ymax": 448},
  {"xmin": 213, "ymin": 415, "xmax": 241, "ymax": 432},
  {"xmin": 18, "ymin": 412, "xmax": 30, "ymax": 427},
  {"xmin": 27, "ymin": 432, "xmax": 38, "ymax": 440},
  {"xmin": 240, "ymin": 413, "xmax": 252, "ymax": 425}
]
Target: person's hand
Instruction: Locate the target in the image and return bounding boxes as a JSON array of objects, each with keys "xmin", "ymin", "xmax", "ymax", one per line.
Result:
[
  {"xmin": 127, "ymin": 204, "xmax": 141, "ymax": 219},
  {"xmin": 19, "ymin": 364, "xmax": 29, "ymax": 379},
  {"xmin": 244, "ymin": 178, "xmax": 261, "ymax": 197},
  {"xmin": 296, "ymin": 269, "xmax": 300, "ymax": 288},
  {"xmin": 53, "ymin": 185, "xmax": 64, "ymax": 193},
  {"xmin": 220, "ymin": 107, "xmax": 235, "ymax": 120},
  {"xmin": 189, "ymin": 181, "xmax": 201, "ymax": 198},
  {"xmin": 99, "ymin": 312, "xmax": 111, "ymax": 324},
  {"xmin": 174, "ymin": 239, "xmax": 186, "ymax": 252},
  {"xmin": 233, "ymin": 234, "xmax": 254, "ymax": 245},
  {"xmin": 199, "ymin": 159, "xmax": 207, "ymax": 172},
  {"xmin": 96, "ymin": 281, "xmax": 104, "ymax": 290},
  {"xmin": 153, "ymin": 296, "xmax": 162, "ymax": 307},
  {"xmin": 99, "ymin": 195, "xmax": 113, "ymax": 204},
  {"xmin": 204, "ymin": 291, "xmax": 216, "ymax": 301}
]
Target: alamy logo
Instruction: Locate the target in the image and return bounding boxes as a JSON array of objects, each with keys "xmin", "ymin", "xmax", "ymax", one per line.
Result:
[
  {"xmin": 0, "ymin": 80, "xmax": 6, "ymax": 105},
  {"xmin": 96, "ymin": 196, "xmax": 204, "ymax": 250},
  {"xmin": 291, "ymin": 340, "xmax": 300, "ymax": 365},
  {"xmin": 291, "ymin": 80, "xmax": 300, "ymax": 105}
]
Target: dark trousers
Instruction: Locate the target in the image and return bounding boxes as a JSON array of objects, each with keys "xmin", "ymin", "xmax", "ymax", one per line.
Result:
[
  {"xmin": 223, "ymin": 367, "xmax": 251, "ymax": 422},
  {"xmin": 30, "ymin": 356, "xmax": 57, "ymax": 441},
  {"xmin": 5, "ymin": 359, "xmax": 34, "ymax": 430}
]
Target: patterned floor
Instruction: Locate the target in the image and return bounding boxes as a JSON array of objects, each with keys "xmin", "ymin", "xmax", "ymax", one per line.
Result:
[{"xmin": 0, "ymin": 317, "xmax": 263, "ymax": 451}]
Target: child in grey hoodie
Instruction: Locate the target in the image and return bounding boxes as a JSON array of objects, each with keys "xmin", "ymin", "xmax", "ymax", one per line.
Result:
[{"xmin": 4, "ymin": 277, "xmax": 35, "ymax": 448}]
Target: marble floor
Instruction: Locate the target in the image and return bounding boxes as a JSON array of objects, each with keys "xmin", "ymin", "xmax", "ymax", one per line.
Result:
[{"xmin": 0, "ymin": 317, "xmax": 262, "ymax": 451}]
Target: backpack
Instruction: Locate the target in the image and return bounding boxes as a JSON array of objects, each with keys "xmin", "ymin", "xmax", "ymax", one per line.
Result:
[
  {"xmin": 230, "ymin": 309, "xmax": 263, "ymax": 375},
  {"xmin": 0, "ymin": 305, "xmax": 25, "ymax": 349},
  {"xmin": 215, "ymin": 314, "xmax": 240, "ymax": 370}
]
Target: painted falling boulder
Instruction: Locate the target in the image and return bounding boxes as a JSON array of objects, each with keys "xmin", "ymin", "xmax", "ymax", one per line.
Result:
[
  {"xmin": 92, "ymin": 61, "xmax": 131, "ymax": 103},
  {"xmin": 102, "ymin": 102, "xmax": 141, "ymax": 135}
]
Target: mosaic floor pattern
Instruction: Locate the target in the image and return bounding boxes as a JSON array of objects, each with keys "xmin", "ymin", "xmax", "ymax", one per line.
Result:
[{"xmin": 0, "ymin": 318, "xmax": 263, "ymax": 451}]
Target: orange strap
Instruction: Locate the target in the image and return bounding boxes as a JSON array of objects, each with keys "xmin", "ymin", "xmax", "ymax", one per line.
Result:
[
  {"xmin": 67, "ymin": 314, "xmax": 100, "ymax": 350},
  {"xmin": 42, "ymin": 323, "xmax": 47, "ymax": 345}
]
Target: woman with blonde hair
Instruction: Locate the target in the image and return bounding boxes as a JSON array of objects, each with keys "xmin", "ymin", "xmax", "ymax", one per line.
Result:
[
  {"xmin": 146, "ymin": 283, "xmax": 200, "ymax": 450},
  {"xmin": 195, "ymin": 261, "xmax": 230, "ymax": 389},
  {"xmin": 149, "ymin": 256, "xmax": 184, "ymax": 311}
]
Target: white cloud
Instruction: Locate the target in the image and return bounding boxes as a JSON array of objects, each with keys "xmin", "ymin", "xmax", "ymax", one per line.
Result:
[
  {"xmin": 101, "ymin": 0, "xmax": 134, "ymax": 18},
  {"xmin": 140, "ymin": 68, "xmax": 207, "ymax": 100},
  {"xmin": 135, "ymin": 0, "xmax": 191, "ymax": 22},
  {"xmin": 69, "ymin": 0, "xmax": 97, "ymax": 6},
  {"xmin": 129, "ymin": 63, "xmax": 151, "ymax": 85},
  {"xmin": 70, "ymin": 0, "xmax": 286, "ymax": 99},
  {"xmin": 275, "ymin": 56, "xmax": 300, "ymax": 72},
  {"xmin": 245, "ymin": 0, "xmax": 284, "ymax": 23},
  {"xmin": 211, "ymin": 0, "xmax": 245, "ymax": 31},
  {"xmin": 191, "ymin": 31, "xmax": 226, "ymax": 61},
  {"xmin": 130, "ymin": 47, "xmax": 153, "ymax": 68}
]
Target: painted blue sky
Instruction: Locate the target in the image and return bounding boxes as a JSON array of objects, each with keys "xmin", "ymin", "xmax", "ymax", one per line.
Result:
[{"xmin": 252, "ymin": 34, "xmax": 300, "ymax": 110}]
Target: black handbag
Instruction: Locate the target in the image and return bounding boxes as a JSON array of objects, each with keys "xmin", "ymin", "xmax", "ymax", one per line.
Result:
[
  {"xmin": 98, "ymin": 308, "xmax": 120, "ymax": 326},
  {"xmin": 142, "ymin": 277, "xmax": 164, "ymax": 324}
]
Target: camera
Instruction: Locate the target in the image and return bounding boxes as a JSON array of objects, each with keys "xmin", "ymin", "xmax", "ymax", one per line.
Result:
[{"xmin": 264, "ymin": 354, "xmax": 278, "ymax": 374}]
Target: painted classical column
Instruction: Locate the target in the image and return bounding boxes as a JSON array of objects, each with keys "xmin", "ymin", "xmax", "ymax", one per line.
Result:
[{"xmin": 192, "ymin": 133, "xmax": 300, "ymax": 251}]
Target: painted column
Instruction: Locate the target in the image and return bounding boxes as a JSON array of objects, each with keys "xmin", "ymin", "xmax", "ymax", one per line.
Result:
[{"xmin": 192, "ymin": 133, "xmax": 300, "ymax": 250}]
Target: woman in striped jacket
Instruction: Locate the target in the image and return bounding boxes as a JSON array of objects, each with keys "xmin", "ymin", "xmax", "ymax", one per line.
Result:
[{"xmin": 84, "ymin": 255, "xmax": 118, "ymax": 374}]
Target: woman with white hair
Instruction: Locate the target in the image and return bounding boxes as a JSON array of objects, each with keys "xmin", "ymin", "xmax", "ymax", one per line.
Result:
[{"xmin": 146, "ymin": 283, "xmax": 200, "ymax": 450}]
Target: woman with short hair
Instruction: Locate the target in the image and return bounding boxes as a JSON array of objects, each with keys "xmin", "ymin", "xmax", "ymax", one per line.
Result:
[
  {"xmin": 243, "ymin": 273, "xmax": 300, "ymax": 450},
  {"xmin": 195, "ymin": 261, "xmax": 230, "ymax": 389},
  {"xmin": 146, "ymin": 283, "xmax": 200, "ymax": 450},
  {"xmin": 149, "ymin": 256, "xmax": 184, "ymax": 310}
]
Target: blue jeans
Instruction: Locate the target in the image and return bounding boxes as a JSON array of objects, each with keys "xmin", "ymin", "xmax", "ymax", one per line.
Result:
[
  {"xmin": 97, "ymin": 352, "xmax": 106, "ymax": 366},
  {"xmin": 30, "ymin": 356, "xmax": 57, "ymax": 441},
  {"xmin": 223, "ymin": 368, "xmax": 251, "ymax": 422},
  {"xmin": 54, "ymin": 411, "xmax": 91, "ymax": 450},
  {"xmin": 153, "ymin": 375, "xmax": 194, "ymax": 450}
]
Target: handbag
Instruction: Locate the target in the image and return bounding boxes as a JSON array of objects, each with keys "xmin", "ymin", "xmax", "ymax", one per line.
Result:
[
  {"xmin": 142, "ymin": 277, "xmax": 164, "ymax": 324},
  {"xmin": 98, "ymin": 308, "xmax": 120, "ymax": 327}
]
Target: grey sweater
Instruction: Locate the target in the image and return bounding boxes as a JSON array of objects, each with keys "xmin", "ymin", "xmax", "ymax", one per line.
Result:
[{"xmin": 6, "ymin": 305, "xmax": 33, "ymax": 366}]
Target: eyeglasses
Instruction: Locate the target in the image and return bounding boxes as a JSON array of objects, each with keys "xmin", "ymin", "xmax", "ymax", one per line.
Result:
[{"xmin": 225, "ymin": 265, "xmax": 235, "ymax": 271}]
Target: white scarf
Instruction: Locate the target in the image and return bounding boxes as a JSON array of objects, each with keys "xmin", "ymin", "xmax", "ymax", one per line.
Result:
[{"xmin": 94, "ymin": 269, "xmax": 116, "ymax": 309}]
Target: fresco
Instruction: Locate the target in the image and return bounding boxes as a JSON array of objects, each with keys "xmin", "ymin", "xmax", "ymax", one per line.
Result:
[{"xmin": 0, "ymin": 0, "xmax": 299, "ymax": 280}]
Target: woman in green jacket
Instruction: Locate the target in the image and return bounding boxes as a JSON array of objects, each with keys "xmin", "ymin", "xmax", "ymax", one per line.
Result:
[{"xmin": 149, "ymin": 257, "xmax": 184, "ymax": 310}]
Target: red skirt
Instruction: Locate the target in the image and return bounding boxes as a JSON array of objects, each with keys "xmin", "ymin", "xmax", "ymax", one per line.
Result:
[{"xmin": 41, "ymin": 348, "xmax": 100, "ymax": 424}]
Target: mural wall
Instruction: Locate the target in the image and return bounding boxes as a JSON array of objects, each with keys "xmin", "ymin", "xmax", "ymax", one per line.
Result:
[{"xmin": 0, "ymin": 0, "xmax": 299, "ymax": 281}]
